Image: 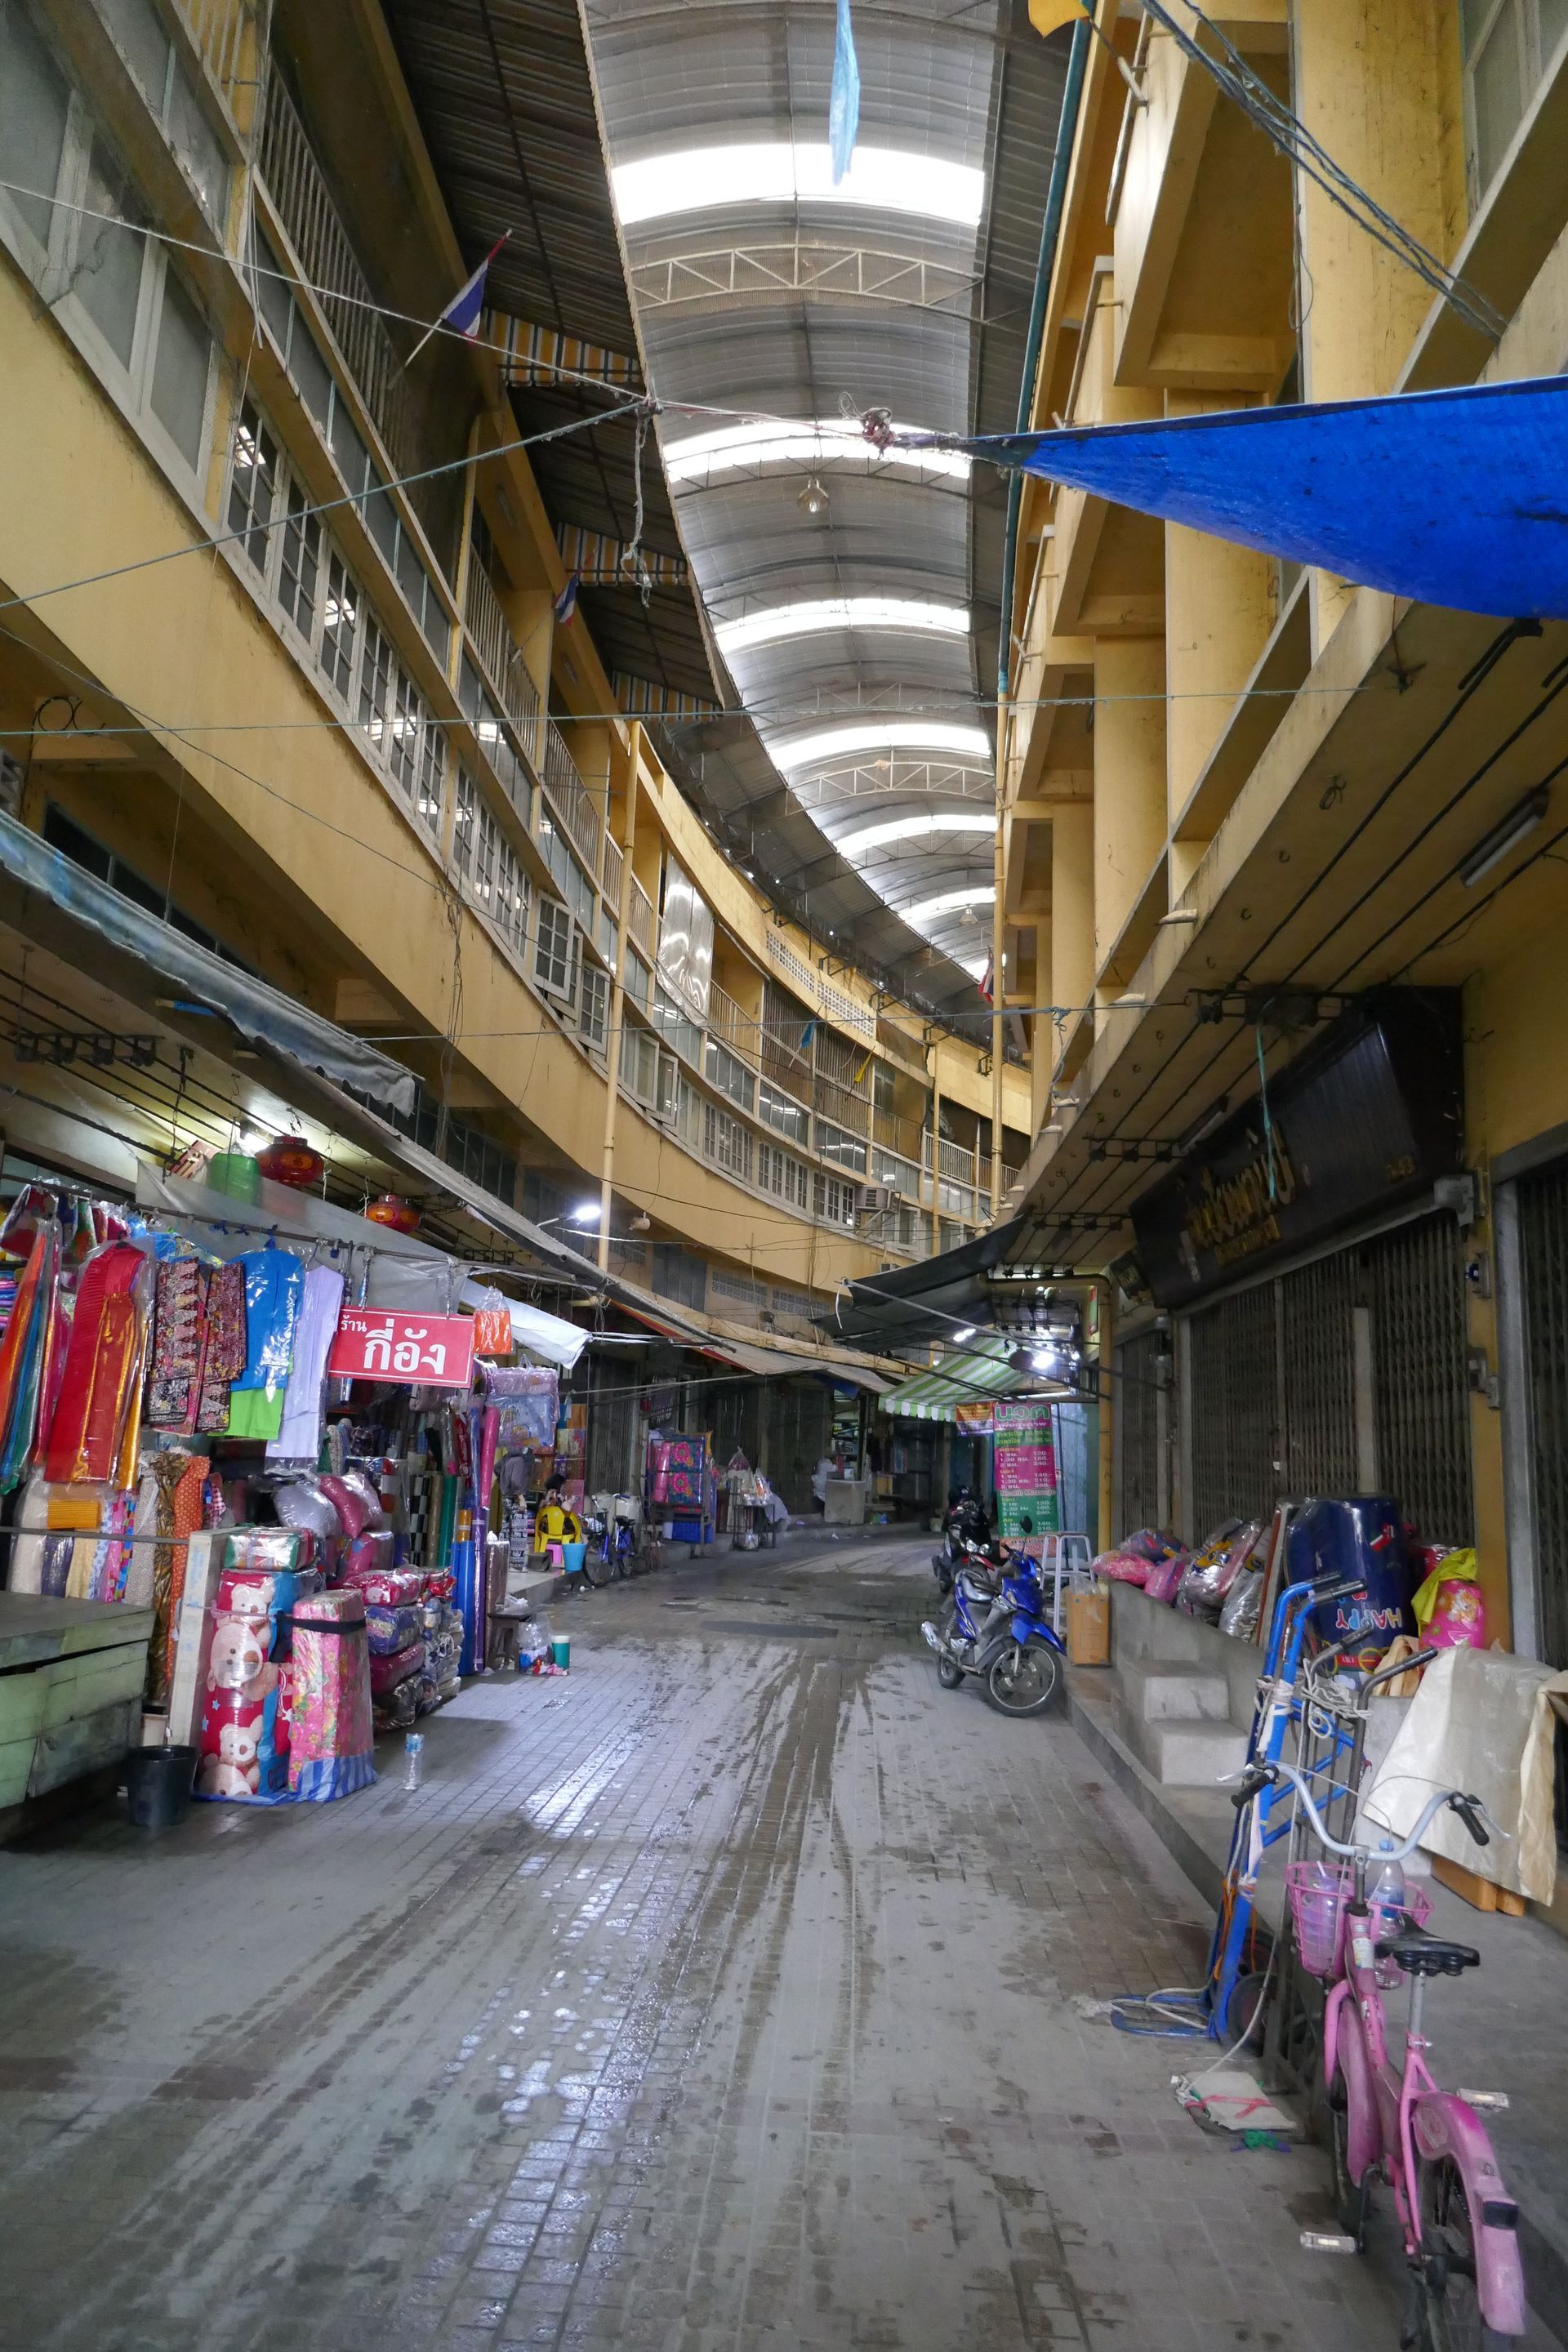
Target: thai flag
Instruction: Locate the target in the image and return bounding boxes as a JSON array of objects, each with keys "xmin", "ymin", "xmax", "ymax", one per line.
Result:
[
  {"xmin": 408, "ymin": 234, "xmax": 508, "ymax": 361},
  {"xmin": 554, "ymin": 568, "xmax": 581, "ymax": 626}
]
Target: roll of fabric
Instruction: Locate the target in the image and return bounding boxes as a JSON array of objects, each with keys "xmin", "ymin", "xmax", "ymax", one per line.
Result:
[{"xmin": 287, "ymin": 1588, "xmax": 374, "ymax": 1802}]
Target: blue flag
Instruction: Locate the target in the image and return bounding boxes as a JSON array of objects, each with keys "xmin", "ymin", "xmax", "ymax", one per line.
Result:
[{"xmin": 829, "ymin": 0, "xmax": 860, "ymax": 185}]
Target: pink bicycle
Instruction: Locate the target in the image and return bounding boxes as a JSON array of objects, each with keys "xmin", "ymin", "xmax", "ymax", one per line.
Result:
[{"xmin": 1234, "ymin": 1759, "xmax": 1526, "ymax": 2349}]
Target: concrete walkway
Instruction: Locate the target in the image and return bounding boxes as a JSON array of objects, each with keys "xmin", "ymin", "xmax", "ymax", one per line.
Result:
[{"xmin": 0, "ymin": 1537, "xmax": 1555, "ymax": 2350}]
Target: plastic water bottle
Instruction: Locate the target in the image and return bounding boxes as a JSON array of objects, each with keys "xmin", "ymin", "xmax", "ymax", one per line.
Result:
[
  {"xmin": 403, "ymin": 1731, "xmax": 425, "ymax": 1792},
  {"xmin": 1368, "ymin": 1849, "xmax": 1406, "ymax": 1940}
]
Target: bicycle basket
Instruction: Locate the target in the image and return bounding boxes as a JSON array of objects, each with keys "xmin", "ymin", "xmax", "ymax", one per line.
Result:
[{"xmin": 1285, "ymin": 1860, "xmax": 1353, "ymax": 1977}]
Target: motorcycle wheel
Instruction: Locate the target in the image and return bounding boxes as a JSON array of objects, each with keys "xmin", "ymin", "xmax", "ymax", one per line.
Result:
[
  {"xmin": 936, "ymin": 1651, "xmax": 964, "ymax": 1690},
  {"xmin": 983, "ymin": 1637, "xmax": 1062, "ymax": 1718}
]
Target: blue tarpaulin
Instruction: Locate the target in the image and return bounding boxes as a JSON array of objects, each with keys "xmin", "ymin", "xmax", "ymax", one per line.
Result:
[{"xmin": 956, "ymin": 375, "xmax": 1568, "ymax": 622}]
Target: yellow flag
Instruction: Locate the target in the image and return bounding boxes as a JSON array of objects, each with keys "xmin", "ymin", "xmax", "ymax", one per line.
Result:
[{"xmin": 1028, "ymin": 0, "xmax": 1091, "ymax": 34}]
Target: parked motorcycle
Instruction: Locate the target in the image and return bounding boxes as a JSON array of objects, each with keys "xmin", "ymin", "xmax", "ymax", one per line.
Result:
[
  {"xmin": 921, "ymin": 1546, "xmax": 1066, "ymax": 1717},
  {"xmin": 930, "ymin": 1491, "xmax": 996, "ymax": 1594}
]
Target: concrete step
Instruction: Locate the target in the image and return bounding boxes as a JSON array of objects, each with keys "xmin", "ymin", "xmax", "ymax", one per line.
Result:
[
  {"xmin": 1144, "ymin": 1717, "xmax": 1251, "ymax": 1787},
  {"xmin": 1120, "ymin": 1662, "xmax": 1234, "ymax": 1723}
]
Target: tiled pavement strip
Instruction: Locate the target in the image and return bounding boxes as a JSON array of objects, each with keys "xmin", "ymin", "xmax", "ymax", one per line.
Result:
[{"xmin": 0, "ymin": 1537, "xmax": 1554, "ymax": 2351}]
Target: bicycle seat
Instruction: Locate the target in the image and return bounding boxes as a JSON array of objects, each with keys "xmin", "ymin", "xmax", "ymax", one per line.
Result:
[{"xmin": 1374, "ymin": 1917, "xmax": 1481, "ymax": 1977}]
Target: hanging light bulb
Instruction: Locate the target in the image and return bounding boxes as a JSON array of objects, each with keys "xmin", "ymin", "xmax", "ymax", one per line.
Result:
[{"xmin": 797, "ymin": 474, "xmax": 830, "ymax": 518}]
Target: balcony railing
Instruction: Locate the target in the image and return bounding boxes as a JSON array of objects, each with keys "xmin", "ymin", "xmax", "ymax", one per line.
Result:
[
  {"xmin": 600, "ymin": 832, "xmax": 624, "ymax": 911},
  {"xmin": 813, "ymin": 1074, "xmax": 869, "ymax": 1134},
  {"xmin": 706, "ymin": 981, "xmax": 756, "ymax": 1067},
  {"xmin": 541, "ymin": 723, "xmax": 600, "ymax": 869},
  {"xmin": 175, "ymin": 0, "xmax": 257, "ymax": 115},
  {"xmin": 628, "ymin": 876, "xmax": 655, "ymax": 960},
  {"xmin": 463, "ymin": 557, "xmax": 542, "ymax": 757},
  {"xmin": 873, "ymin": 1106, "xmax": 924, "ymax": 1161},
  {"xmin": 257, "ymin": 78, "xmax": 416, "ymax": 483}
]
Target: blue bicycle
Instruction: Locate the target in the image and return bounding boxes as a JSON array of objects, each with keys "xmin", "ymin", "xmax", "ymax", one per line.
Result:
[{"xmin": 921, "ymin": 1545, "xmax": 1067, "ymax": 1717}]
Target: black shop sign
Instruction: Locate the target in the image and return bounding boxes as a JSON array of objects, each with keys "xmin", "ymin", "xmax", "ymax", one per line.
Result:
[{"xmin": 1131, "ymin": 991, "xmax": 1463, "ymax": 1309}]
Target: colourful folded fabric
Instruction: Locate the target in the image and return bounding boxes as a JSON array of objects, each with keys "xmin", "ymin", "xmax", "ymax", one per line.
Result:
[{"xmin": 287, "ymin": 1588, "xmax": 374, "ymax": 1802}]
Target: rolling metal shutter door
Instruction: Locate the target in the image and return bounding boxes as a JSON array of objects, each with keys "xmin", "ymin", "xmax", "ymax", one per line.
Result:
[
  {"xmin": 1517, "ymin": 1164, "xmax": 1568, "ymax": 1668},
  {"xmin": 1114, "ymin": 1330, "xmax": 1163, "ymax": 1540},
  {"xmin": 1279, "ymin": 1254, "xmax": 1358, "ymax": 1494},
  {"xmin": 1365, "ymin": 1216, "xmax": 1474, "ymax": 1548},
  {"xmin": 1187, "ymin": 1285, "xmax": 1279, "ymax": 1535}
]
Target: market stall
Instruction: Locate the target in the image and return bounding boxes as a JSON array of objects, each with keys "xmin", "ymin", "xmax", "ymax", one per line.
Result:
[{"xmin": 0, "ymin": 1153, "xmax": 591, "ymax": 1831}]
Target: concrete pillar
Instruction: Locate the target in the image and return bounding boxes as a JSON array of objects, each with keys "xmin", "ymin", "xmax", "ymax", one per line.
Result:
[
  {"xmin": 1094, "ymin": 638, "xmax": 1166, "ymax": 974},
  {"xmin": 1292, "ymin": 0, "xmax": 1464, "ymax": 648},
  {"xmin": 1049, "ymin": 804, "xmax": 1094, "ymax": 1059},
  {"xmin": 1165, "ymin": 398, "xmax": 1273, "ymax": 895},
  {"xmin": 1030, "ymin": 917, "xmax": 1054, "ymax": 1137}
]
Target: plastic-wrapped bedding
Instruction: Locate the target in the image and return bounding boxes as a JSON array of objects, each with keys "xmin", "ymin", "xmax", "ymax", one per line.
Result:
[{"xmin": 364, "ymin": 1602, "xmax": 423, "ymax": 1656}]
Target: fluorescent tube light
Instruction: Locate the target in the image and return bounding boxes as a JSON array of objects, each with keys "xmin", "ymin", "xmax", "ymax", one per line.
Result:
[{"xmin": 1459, "ymin": 785, "xmax": 1550, "ymax": 887}]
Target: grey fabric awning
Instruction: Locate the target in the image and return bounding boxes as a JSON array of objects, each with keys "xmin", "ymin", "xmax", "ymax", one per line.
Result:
[{"xmin": 0, "ymin": 813, "xmax": 417, "ymax": 1116}]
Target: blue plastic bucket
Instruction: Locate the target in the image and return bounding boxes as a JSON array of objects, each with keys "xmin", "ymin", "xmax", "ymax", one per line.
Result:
[{"xmin": 562, "ymin": 1542, "xmax": 586, "ymax": 1578}]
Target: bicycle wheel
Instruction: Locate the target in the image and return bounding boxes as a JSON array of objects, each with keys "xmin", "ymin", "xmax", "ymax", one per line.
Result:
[
  {"xmin": 1221, "ymin": 1967, "xmax": 1269, "ymax": 2051},
  {"xmin": 1325, "ymin": 2080, "xmax": 1367, "ymax": 2248},
  {"xmin": 581, "ymin": 1543, "xmax": 616, "ymax": 1588},
  {"xmin": 1416, "ymin": 2158, "xmax": 1509, "ymax": 2352}
]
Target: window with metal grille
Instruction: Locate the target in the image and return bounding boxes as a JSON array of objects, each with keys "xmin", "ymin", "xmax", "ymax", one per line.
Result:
[
  {"xmin": 578, "ymin": 960, "xmax": 608, "ymax": 1054},
  {"xmin": 1518, "ymin": 1160, "xmax": 1568, "ymax": 1669},
  {"xmin": 705, "ymin": 1036, "xmax": 755, "ymax": 1113},
  {"xmin": 228, "ymin": 399, "xmax": 278, "ymax": 571},
  {"xmin": 1114, "ymin": 1330, "xmax": 1165, "ymax": 1541},
  {"xmin": 1187, "ymin": 1283, "xmax": 1281, "ymax": 1534},
  {"xmin": 1280, "ymin": 1253, "xmax": 1359, "ymax": 1494},
  {"xmin": 277, "ymin": 474, "xmax": 320, "ymax": 639},
  {"xmin": 494, "ymin": 835, "xmax": 528, "ymax": 956},
  {"xmin": 816, "ymin": 1118, "xmax": 867, "ymax": 1175},
  {"xmin": 358, "ymin": 617, "xmax": 394, "ymax": 755},
  {"xmin": 758, "ymin": 1078, "xmax": 809, "ymax": 1145},
  {"xmin": 813, "ymin": 1172, "xmax": 857, "ymax": 1227},
  {"xmin": 471, "ymin": 799, "xmax": 498, "ymax": 910},
  {"xmin": 319, "ymin": 552, "xmax": 359, "ymax": 697},
  {"xmin": 534, "ymin": 898, "xmax": 576, "ymax": 1004},
  {"xmin": 388, "ymin": 667, "xmax": 421, "ymax": 795},
  {"xmin": 704, "ymin": 1100, "xmax": 753, "ymax": 1181},
  {"xmin": 653, "ymin": 1245, "xmax": 706, "ymax": 1309},
  {"xmin": 1365, "ymin": 1216, "xmax": 1474, "ymax": 1547},
  {"xmin": 759, "ymin": 1141, "xmax": 808, "ymax": 1209},
  {"xmin": 449, "ymin": 768, "xmax": 474, "ymax": 884}
]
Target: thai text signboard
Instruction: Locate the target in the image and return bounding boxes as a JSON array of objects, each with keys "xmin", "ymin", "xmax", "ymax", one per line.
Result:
[{"xmin": 328, "ymin": 1309, "xmax": 475, "ymax": 1388}]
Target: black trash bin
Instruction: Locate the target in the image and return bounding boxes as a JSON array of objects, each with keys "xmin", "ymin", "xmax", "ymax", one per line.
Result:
[{"xmin": 124, "ymin": 1743, "xmax": 198, "ymax": 1829}]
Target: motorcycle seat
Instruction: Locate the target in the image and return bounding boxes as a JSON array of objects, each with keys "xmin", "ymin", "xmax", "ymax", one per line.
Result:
[{"xmin": 1374, "ymin": 1917, "xmax": 1481, "ymax": 1978}]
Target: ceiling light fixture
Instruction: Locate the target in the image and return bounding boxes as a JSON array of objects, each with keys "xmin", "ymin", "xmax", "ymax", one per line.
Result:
[
  {"xmin": 1459, "ymin": 784, "xmax": 1550, "ymax": 887},
  {"xmin": 611, "ymin": 143, "xmax": 986, "ymax": 229},
  {"xmin": 951, "ymin": 1325, "xmax": 977, "ymax": 1342},
  {"xmin": 797, "ymin": 474, "xmax": 830, "ymax": 518},
  {"xmin": 715, "ymin": 596, "xmax": 968, "ymax": 654},
  {"xmin": 834, "ymin": 812, "xmax": 996, "ymax": 859},
  {"xmin": 772, "ymin": 719, "xmax": 992, "ymax": 773}
]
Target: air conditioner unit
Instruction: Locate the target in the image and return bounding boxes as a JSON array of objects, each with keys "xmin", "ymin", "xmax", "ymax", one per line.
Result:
[{"xmin": 857, "ymin": 1183, "xmax": 898, "ymax": 1215}]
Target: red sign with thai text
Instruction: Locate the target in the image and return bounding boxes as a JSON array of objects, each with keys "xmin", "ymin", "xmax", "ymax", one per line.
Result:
[{"xmin": 327, "ymin": 1308, "xmax": 475, "ymax": 1389}]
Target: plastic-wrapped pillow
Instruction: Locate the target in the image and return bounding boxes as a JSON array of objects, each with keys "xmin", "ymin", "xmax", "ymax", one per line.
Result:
[
  {"xmin": 274, "ymin": 1480, "xmax": 342, "ymax": 1539},
  {"xmin": 1219, "ymin": 1569, "xmax": 1265, "ymax": 1641},
  {"xmin": 1143, "ymin": 1552, "xmax": 1191, "ymax": 1605},
  {"xmin": 1092, "ymin": 1549, "xmax": 1151, "ymax": 1586}
]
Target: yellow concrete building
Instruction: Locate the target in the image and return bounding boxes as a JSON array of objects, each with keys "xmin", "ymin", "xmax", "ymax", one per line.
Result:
[
  {"xmin": 0, "ymin": 0, "xmax": 1031, "ymax": 1500},
  {"xmin": 1001, "ymin": 0, "xmax": 1568, "ymax": 1662}
]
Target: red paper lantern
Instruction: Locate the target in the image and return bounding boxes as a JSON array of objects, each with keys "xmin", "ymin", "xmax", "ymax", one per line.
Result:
[
  {"xmin": 366, "ymin": 1192, "xmax": 421, "ymax": 1234},
  {"xmin": 256, "ymin": 1134, "xmax": 324, "ymax": 1190}
]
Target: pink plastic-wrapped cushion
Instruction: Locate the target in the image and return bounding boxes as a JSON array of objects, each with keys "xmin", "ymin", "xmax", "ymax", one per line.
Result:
[
  {"xmin": 1093, "ymin": 1549, "xmax": 1151, "ymax": 1586},
  {"xmin": 1143, "ymin": 1552, "xmax": 1192, "ymax": 1605},
  {"xmin": 368, "ymin": 1638, "xmax": 425, "ymax": 1696},
  {"xmin": 318, "ymin": 1474, "xmax": 370, "ymax": 1539}
]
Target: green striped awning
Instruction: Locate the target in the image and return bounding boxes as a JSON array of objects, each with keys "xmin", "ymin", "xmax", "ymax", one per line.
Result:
[{"xmin": 879, "ymin": 1333, "xmax": 1028, "ymax": 1422}]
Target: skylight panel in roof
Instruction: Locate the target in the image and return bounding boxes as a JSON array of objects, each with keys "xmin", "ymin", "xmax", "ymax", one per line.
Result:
[
  {"xmin": 904, "ymin": 885, "xmax": 996, "ymax": 922},
  {"xmin": 715, "ymin": 599, "xmax": 969, "ymax": 654},
  {"xmin": 612, "ymin": 143, "xmax": 985, "ymax": 229},
  {"xmin": 662, "ymin": 419, "xmax": 969, "ymax": 484},
  {"xmin": 833, "ymin": 813, "xmax": 996, "ymax": 859},
  {"xmin": 771, "ymin": 720, "xmax": 992, "ymax": 773}
]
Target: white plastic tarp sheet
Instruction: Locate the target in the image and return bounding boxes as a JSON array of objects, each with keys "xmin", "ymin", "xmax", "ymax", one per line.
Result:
[{"xmin": 1362, "ymin": 1646, "xmax": 1568, "ymax": 1904}]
